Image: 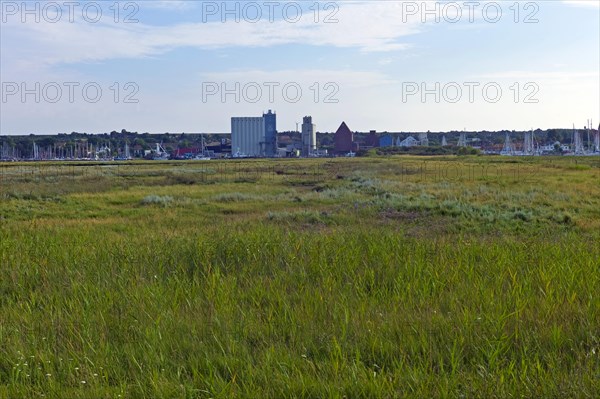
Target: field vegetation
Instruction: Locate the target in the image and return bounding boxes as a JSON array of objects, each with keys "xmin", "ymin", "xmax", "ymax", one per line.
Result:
[{"xmin": 0, "ymin": 156, "xmax": 599, "ymax": 398}]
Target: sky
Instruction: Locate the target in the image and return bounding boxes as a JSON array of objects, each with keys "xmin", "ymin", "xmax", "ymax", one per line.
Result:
[{"xmin": 0, "ymin": 0, "xmax": 599, "ymax": 135}]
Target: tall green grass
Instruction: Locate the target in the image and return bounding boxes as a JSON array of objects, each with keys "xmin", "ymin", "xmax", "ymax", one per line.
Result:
[
  {"xmin": 0, "ymin": 157, "xmax": 599, "ymax": 397},
  {"xmin": 1, "ymin": 224, "xmax": 598, "ymax": 398}
]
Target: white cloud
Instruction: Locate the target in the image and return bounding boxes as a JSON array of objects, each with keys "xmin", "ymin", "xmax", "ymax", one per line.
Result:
[{"xmin": 2, "ymin": 1, "xmax": 423, "ymax": 71}]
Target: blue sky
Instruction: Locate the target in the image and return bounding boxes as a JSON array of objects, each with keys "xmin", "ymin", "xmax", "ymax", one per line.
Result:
[{"xmin": 1, "ymin": 0, "xmax": 598, "ymax": 134}]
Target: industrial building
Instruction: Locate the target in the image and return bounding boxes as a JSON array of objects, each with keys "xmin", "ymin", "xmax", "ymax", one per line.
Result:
[
  {"xmin": 301, "ymin": 116, "xmax": 316, "ymax": 156},
  {"xmin": 263, "ymin": 110, "xmax": 277, "ymax": 157},
  {"xmin": 231, "ymin": 110, "xmax": 277, "ymax": 157}
]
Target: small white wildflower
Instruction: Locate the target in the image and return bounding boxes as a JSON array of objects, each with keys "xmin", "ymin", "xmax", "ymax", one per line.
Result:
[
  {"xmin": 81, "ymin": 380, "xmax": 86, "ymax": 384},
  {"xmin": 93, "ymin": 373, "xmax": 98, "ymax": 377},
  {"xmin": 46, "ymin": 373, "xmax": 51, "ymax": 377}
]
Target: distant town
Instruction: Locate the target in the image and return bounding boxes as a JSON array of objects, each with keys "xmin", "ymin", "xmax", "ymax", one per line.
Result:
[{"xmin": 1, "ymin": 111, "xmax": 599, "ymax": 161}]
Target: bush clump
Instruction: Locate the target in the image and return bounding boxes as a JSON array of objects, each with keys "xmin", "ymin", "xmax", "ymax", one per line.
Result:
[
  {"xmin": 141, "ymin": 195, "xmax": 174, "ymax": 207},
  {"xmin": 267, "ymin": 210, "xmax": 333, "ymax": 225}
]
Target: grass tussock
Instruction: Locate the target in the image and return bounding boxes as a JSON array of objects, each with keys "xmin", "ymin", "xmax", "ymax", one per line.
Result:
[
  {"xmin": 267, "ymin": 210, "xmax": 334, "ymax": 225},
  {"xmin": 213, "ymin": 192, "xmax": 259, "ymax": 202},
  {"xmin": 140, "ymin": 195, "xmax": 174, "ymax": 207}
]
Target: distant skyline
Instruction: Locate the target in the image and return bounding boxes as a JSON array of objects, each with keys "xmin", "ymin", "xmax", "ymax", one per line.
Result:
[{"xmin": 1, "ymin": 0, "xmax": 599, "ymax": 135}]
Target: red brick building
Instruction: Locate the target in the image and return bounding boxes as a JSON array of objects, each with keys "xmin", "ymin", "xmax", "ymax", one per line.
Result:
[
  {"xmin": 334, "ymin": 122, "xmax": 354, "ymax": 154},
  {"xmin": 365, "ymin": 130, "xmax": 379, "ymax": 148}
]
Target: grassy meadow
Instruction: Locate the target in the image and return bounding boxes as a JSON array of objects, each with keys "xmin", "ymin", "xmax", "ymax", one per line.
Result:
[{"xmin": 0, "ymin": 156, "xmax": 599, "ymax": 398}]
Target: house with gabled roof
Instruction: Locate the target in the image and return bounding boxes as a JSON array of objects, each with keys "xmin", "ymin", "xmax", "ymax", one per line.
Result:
[
  {"xmin": 334, "ymin": 122, "xmax": 355, "ymax": 154},
  {"xmin": 398, "ymin": 136, "xmax": 419, "ymax": 147}
]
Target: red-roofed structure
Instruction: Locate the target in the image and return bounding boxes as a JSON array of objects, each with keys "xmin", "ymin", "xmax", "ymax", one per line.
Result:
[{"xmin": 334, "ymin": 122, "xmax": 354, "ymax": 154}]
